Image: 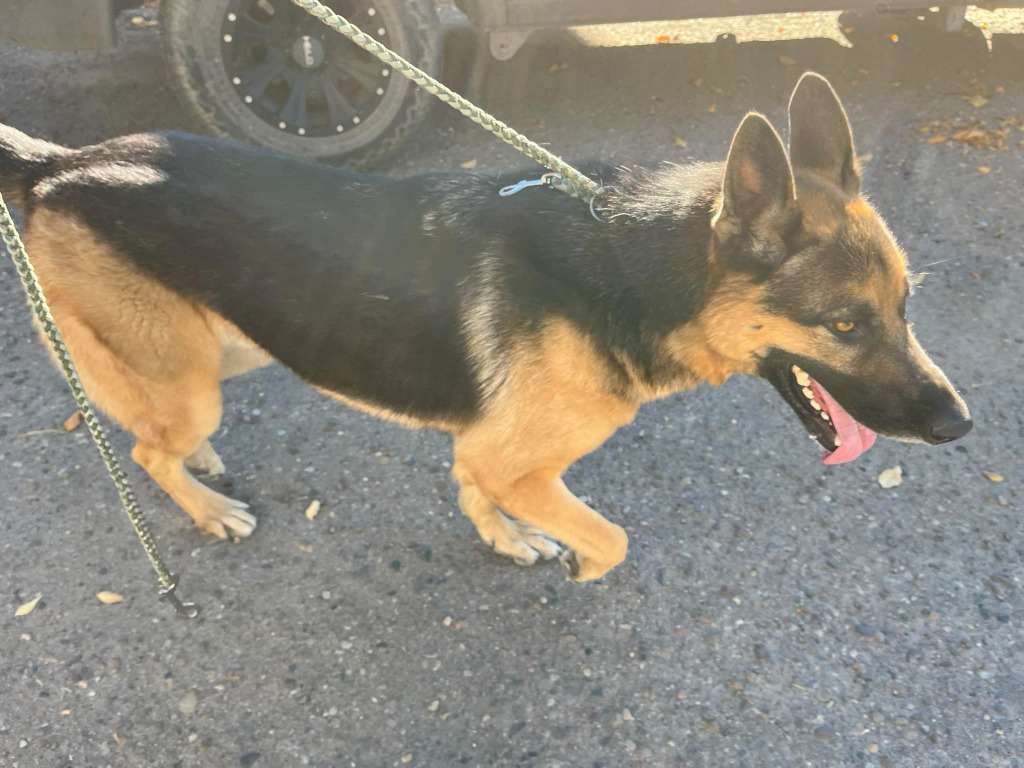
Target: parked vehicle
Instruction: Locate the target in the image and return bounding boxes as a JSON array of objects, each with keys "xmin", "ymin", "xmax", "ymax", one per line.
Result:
[{"xmin": 2, "ymin": 1, "xmax": 1021, "ymax": 164}]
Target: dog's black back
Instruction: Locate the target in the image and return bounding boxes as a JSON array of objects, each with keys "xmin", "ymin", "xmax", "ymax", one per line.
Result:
[{"xmin": 23, "ymin": 130, "xmax": 719, "ymax": 422}]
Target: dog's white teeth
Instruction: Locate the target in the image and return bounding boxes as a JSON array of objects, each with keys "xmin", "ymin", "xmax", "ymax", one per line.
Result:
[
  {"xmin": 792, "ymin": 365, "xmax": 811, "ymax": 386},
  {"xmin": 821, "ymin": 411, "xmax": 831, "ymax": 421},
  {"xmin": 801, "ymin": 387, "xmax": 814, "ymax": 400},
  {"xmin": 809, "ymin": 434, "xmax": 818, "ymax": 440},
  {"xmin": 810, "ymin": 399, "xmax": 822, "ymax": 411},
  {"xmin": 834, "ymin": 437, "xmax": 842, "ymax": 447}
]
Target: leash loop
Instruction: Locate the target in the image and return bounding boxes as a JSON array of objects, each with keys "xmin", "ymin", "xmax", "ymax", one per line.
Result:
[{"xmin": 0, "ymin": 191, "xmax": 198, "ymax": 618}]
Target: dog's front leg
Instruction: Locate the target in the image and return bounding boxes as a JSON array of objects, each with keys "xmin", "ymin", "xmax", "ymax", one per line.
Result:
[{"xmin": 492, "ymin": 470, "xmax": 628, "ymax": 582}]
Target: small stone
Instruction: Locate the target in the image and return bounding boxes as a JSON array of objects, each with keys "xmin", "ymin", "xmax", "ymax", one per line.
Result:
[
  {"xmin": 340, "ymin": 641, "xmax": 353, "ymax": 650},
  {"xmin": 427, "ymin": 700, "xmax": 439, "ymax": 712},
  {"xmin": 856, "ymin": 623, "xmax": 876, "ymax": 636},
  {"xmin": 868, "ymin": 743, "xmax": 879, "ymax": 753},
  {"xmin": 19, "ymin": 739, "xmax": 28, "ymax": 748},
  {"xmin": 753, "ymin": 644, "xmax": 776, "ymax": 662},
  {"xmin": 240, "ymin": 752, "xmax": 261, "ymax": 767},
  {"xmin": 622, "ymin": 708, "xmax": 634, "ymax": 721},
  {"xmin": 813, "ymin": 725, "xmax": 834, "ymax": 740},
  {"xmin": 979, "ymin": 671, "xmax": 995, "ymax": 680},
  {"xmin": 178, "ymin": 690, "xmax": 198, "ymax": 715},
  {"xmin": 400, "ymin": 753, "xmax": 413, "ymax": 764},
  {"xmin": 877, "ymin": 466, "xmax": 903, "ymax": 489},
  {"xmin": 903, "ymin": 728, "xmax": 918, "ymax": 742}
]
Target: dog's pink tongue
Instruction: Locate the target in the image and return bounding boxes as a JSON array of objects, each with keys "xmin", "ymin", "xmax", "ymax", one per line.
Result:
[{"xmin": 811, "ymin": 380, "xmax": 877, "ymax": 465}]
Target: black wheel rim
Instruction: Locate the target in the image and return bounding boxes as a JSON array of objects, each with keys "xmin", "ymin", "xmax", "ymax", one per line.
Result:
[{"xmin": 221, "ymin": 0, "xmax": 393, "ymax": 138}]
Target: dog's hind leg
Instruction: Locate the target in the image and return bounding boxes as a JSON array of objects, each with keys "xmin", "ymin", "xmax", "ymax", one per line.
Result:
[
  {"xmin": 24, "ymin": 211, "xmax": 256, "ymax": 538},
  {"xmin": 455, "ymin": 477, "xmax": 562, "ymax": 565}
]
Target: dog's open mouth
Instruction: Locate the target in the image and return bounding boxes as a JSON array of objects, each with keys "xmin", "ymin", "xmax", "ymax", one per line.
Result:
[{"xmin": 790, "ymin": 364, "xmax": 877, "ymax": 465}]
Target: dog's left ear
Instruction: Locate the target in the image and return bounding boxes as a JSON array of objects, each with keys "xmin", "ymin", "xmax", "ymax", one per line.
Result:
[{"xmin": 788, "ymin": 72, "xmax": 860, "ymax": 195}]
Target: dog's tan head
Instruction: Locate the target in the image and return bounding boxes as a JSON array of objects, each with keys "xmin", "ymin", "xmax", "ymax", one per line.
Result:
[{"xmin": 699, "ymin": 72, "xmax": 970, "ymax": 463}]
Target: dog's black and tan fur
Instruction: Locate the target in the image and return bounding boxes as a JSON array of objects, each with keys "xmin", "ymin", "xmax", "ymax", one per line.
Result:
[{"xmin": 1, "ymin": 73, "xmax": 970, "ymax": 580}]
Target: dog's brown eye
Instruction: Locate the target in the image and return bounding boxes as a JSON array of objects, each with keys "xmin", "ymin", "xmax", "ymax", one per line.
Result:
[{"xmin": 834, "ymin": 321, "xmax": 856, "ymax": 333}]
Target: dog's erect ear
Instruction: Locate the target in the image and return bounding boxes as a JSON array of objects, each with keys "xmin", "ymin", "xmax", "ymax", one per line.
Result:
[
  {"xmin": 788, "ymin": 72, "xmax": 860, "ymax": 195},
  {"xmin": 719, "ymin": 112, "xmax": 795, "ymax": 225}
]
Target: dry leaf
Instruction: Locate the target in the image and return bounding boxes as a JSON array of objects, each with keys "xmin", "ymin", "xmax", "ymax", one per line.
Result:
[
  {"xmin": 982, "ymin": 470, "xmax": 1005, "ymax": 483},
  {"xmin": 858, "ymin": 67, "xmax": 870, "ymax": 75},
  {"xmin": 779, "ymin": 55, "xmax": 797, "ymax": 66},
  {"xmin": 970, "ymin": 272, "xmax": 981, "ymax": 279},
  {"xmin": 707, "ymin": 103, "xmax": 716, "ymax": 114},
  {"xmin": 968, "ymin": 93, "xmax": 989, "ymax": 108},
  {"xmin": 292, "ymin": 541, "xmax": 313, "ymax": 553},
  {"xmin": 113, "ymin": 732, "xmax": 127, "ymax": 748},
  {"xmin": 304, "ymin": 499, "xmax": 321, "ymax": 520},
  {"xmin": 64, "ymin": 410, "xmax": 82, "ymax": 432},
  {"xmin": 927, "ymin": 135, "xmax": 947, "ymax": 144},
  {"xmin": 690, "ymin": 77, "xmax": 703, "ymax": 88},
  {"xmin": 459, "ymin": 159, "xmax": 477, "ymax": 170},
  {"xmin": 877, "ymin": 466, "xmax": 903, "ymax": 489},
  {"xmin": 672, "ymin": 136, "xmax": 688, "ymax": 148},
  {"xmin": 96, "ymin": 591, "xmax": 124, "ymax": 605},
  {"xmin": 60, "ymin": 709, "xmax": 71, "ymax": 716},
  {"xmin": 977, "ymin": 166, "xmax": 990, "ymax": 174},
  {"xmin": 15, "ymin": 594, "xmax": 42, "ymax": 616}
]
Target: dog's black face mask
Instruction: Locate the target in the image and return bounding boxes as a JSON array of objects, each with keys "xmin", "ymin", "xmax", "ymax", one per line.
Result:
[{"xmin": 709, "ymin": 73, "xmax": 971, "ymax": 464}]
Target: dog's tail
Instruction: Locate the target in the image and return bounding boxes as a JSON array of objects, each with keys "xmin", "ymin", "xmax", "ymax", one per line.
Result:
[{"xmin": 0, "ymin": 123, "xmax": 71, "ymax": 207}]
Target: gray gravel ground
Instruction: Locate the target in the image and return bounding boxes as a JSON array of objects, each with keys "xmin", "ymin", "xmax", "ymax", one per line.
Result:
[{"xmin": 2, "ymin": 8, "xmax": 1023, "ymax": 768}]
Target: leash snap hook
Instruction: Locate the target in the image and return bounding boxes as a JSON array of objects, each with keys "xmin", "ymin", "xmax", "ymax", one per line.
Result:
[
  {"xmin": 499, "ymin": 172, "xmax": 559, "ymax": 197},
  {"xmin": 159, "ymin": 574, "xmax": 201, "ymax": 619}
]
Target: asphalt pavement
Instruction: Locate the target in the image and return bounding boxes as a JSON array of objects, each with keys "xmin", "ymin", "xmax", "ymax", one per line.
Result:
[{"xmin": 1, "ymin": 8, "xmax": 1022, "ymax": 768}]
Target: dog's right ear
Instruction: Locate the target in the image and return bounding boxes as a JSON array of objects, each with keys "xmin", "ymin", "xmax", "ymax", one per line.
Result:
[{"xmin": 714, "ymin": 112, "xmax": 798, "ymax": 274}]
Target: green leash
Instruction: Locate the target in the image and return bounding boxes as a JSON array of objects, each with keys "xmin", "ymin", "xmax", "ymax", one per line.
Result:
[{"xmin": 2, "ymin": 2, "xmax": 607, "ymax": 618}]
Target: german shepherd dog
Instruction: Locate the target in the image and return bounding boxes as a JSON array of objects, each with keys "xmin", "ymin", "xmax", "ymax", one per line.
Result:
[{"xmin": 0, "ymin": 73, "xmax": 970, "ymax": 581}]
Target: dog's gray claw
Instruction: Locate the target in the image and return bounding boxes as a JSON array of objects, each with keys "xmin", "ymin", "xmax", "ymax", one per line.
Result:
[{"xmin": 559, "ymin": 549, "xmax": 581, "ymax": 580}]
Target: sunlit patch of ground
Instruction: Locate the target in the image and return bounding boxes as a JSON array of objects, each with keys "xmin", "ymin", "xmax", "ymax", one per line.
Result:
[{"xmin": 567, "ymin": 6, "xmax": 1024, "ymax": 49}]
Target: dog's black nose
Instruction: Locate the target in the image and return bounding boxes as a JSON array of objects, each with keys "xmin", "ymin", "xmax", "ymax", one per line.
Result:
[{"xmin": 929, "ymin": 415, "xmax": 973, "ymax": 443}]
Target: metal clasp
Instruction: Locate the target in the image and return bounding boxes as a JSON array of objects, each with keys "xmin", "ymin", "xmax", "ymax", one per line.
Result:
[
  {"xmin": 499, "ymin": 172, "xmax": 559, "ymax": 197},
  {"xmin": 159, "ymin": 574, "xmax": 201, "ymax": 619}
]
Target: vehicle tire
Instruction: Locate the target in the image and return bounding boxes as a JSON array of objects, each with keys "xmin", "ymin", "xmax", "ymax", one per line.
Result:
[{"xmin": 160, "ymin": 0, "xmax": 441, "ymax": 167}]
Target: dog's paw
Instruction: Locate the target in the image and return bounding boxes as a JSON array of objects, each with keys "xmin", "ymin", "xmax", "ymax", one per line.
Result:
[
  {"xmin": 559, "ymin": 549, "xmax": 581, "ymax": 580},
  {"xmin": 185, "ymin": 442, "xmax": 226, "ymax": 477},
  {"xmin": 195, "ymin": 492, "xmax": 256, "ymax": 539},
  {"xmin": 484, "ymin": 515, "xmax": 563, "ymax": 566}
]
